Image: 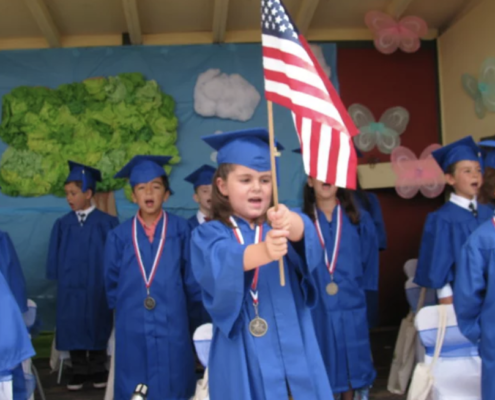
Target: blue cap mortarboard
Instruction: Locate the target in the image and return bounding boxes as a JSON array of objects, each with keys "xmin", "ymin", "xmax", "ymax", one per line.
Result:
[
  {"xmin": 184, "ymin": 165, "xmax": 216, "ymax": 189},
  {"xmin": 431, "ymin": 136, "xmax": 481, "ymax": 173},
  {"xmin": 114, "ymin": 155, "xmax": 172, "ymax": 189},
  {"xmin": 66, "ymin": 161, "xmax": 102, "ymax": 193}
]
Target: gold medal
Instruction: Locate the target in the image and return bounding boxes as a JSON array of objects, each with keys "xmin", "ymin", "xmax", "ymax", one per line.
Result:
[
  {"xmin": 144, "ymin": 296, "xmax": 156, "ymax": 310},
  {"xmin": 326, "ymin": 282, "xmax": 339, "ymax": 296},
  {"xmin": 249, "ymin": 317, "xmax": 268, "ymax": 337}
]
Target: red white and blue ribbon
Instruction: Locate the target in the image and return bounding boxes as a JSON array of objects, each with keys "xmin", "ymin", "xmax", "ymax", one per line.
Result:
[
  {"xmin": 132, "ymin": 211, "xmax": 167, "ymax": 293},
  {"xmin": 230, "ymin": 216, "xmax": 263, "ymax": 306},
  {"xmin": 314, "ymin": 205, "xmax": 342, "ymax": 279}
]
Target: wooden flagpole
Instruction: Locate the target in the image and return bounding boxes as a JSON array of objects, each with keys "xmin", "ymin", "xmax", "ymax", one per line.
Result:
[{"xmin": 267, "ymin": 100, "xmax": 286, "ymax": 287}]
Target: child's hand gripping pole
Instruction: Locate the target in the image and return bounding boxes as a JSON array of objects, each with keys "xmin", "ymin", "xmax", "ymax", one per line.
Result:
[{"xmin": 267, "ymin": 101, "xmax": 286, "ymax": 287}]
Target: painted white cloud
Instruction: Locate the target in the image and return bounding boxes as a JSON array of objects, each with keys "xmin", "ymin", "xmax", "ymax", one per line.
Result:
[
  {"xmin": 310, "ymin": 44, "xmax": 331, "ymax": 78},
  {"xmin": 194, "ymin": 69, "xmax": 261, "ymax": 122}
]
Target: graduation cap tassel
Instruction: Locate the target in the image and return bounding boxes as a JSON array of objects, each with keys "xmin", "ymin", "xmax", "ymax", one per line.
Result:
[
  {"xmin": 82, "ymin": 169, "xmax": 87, "ymax": 192},
  {"xmin": 267, "ymin": 101, "xmax": 286, "ymax": 287}
]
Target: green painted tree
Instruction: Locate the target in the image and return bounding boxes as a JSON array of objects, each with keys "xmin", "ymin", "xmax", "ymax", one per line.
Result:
[{"xmin": 0, "ymin": 73, "xmax": 180, "ymax": 197}]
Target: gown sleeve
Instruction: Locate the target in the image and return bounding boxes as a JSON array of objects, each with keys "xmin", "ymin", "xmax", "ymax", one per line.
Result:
[
  {"xmin": 104, "ymin": 230, "xmax": 122, "ymax": 310},
  {"xmin": 191, "ymin": 222, "xmax": 253, "ymax": 339},
  {"xmin": 454, "ymin": 236, "xmax": 487, "ymax": 344},
  {"xmin": 287, "ymin": 210, "xmax": 324, "ymax": 308},
  {"xmin": 368, "ymin": 193, "xmax": 387, "ymax": 251},
  {"xmin": 181, "ymin": 223, "xmax": 209, "ymax": 334},
  {"xmin": 46, "ymin": 219, "xmax": 62, "ymax": 281},
  {"xmin": 415, "ymin": 212, "xmax": 454, "ymax": 289},
  {"xmin": 359, "ymin": 212, "xmax": 380, "ymax": 291},
  {"xmin": 0, "ymin": 232, "xmax": 28, "ymax": 313}
]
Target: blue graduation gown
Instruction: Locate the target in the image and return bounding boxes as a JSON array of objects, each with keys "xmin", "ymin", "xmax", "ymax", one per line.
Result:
[
  {"xmin": 354, "ymin": 192, "xmax": 387, "ymax": 251},
  {"xmin": 311, "ymin": 208, "xmax": 379, "ymax": 393},
  {"xmin": 0, "ymin": 272, "xmax": 35, "ymax": 374},
  {"xmin": 46, "ymin": 209, "xmax": 119, "ymax": 351},
  {"xmin": 190, "ymin": 213, "xmax": 334, "ymax": 400},
  {"xmin": 454, "ymin": 219, "xmax": 495, "ymax": 400},
  {"xmin": 0, "ymin": 230, "xmax": 27, "ymax": 313},
  {"xmin": 187, "ymin": 215, "xmax": 200, "ymax": 231},
  {"xmin": 415, "ymin": 202, "xmax": 492, "ymax": 289},
  {"xmin": 105, "ymin": 213, "xmax": 202, "ymax": 400}
]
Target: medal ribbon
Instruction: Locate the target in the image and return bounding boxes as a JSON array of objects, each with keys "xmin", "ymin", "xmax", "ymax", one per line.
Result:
[
  {"xmin": 229, "ymin": 216, "xmax": 263, "ymax": 306},
  {"xmin": 313, "ymin": 205, "xmax": 342, "ymax": 280},
  {"xmin": 132, "ymin": 211, "xmax": 168, "ymax": 294}
]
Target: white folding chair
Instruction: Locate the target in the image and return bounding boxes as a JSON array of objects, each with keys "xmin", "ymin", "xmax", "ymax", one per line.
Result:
[
  {"xmin": 23, "ymin": 299, "xmax": 45, "ymax": 400},
  {"xmin": 191, "ymin": 324, "xmax": 212, "ymax": 400},
  {"xmin": 415, "ymin": 305, "xmax": 481, "ymax": 400},
  {"xmin": 0, "ymin": 373, "xmax": 13, "ymax": 400}
]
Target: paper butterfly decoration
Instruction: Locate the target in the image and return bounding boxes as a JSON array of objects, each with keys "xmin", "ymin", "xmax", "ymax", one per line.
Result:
[
  {"xmin": 365, "ymin": 10, "xmax": 428, "ymax": 55},
  {"xmin": 462, "ymin": 58, "xmax": 495, "ymax": 119},
  {"xmin": 348, "ymin": 104, "xmax": 410, "ymax": 154},
  {"xmin": 391, "ymin": 144, "xmax": 445, "ymax": 199}
]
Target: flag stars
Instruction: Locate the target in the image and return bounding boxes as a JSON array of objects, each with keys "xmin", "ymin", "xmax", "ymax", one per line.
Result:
[
  {"xmin": 279, "ymin": 25, "xmax": 287, "ymax": 32},
  {"xmin": 271, "ymin": 8, "xmax": 278, "ymax": 15},
  {"xmin": 267, "ymin": 0, "xmax": 273, "ymax": 6},
  {"xmin": 265, "ymin": 21, "xmax": 270, "ymax": 29},
  {"xmin": 275, "ymin": 16, "xmax": 282, "ymax": 24}
]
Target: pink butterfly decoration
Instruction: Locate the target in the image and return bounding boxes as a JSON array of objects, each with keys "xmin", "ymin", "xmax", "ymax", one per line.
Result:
[
  {"xmin": 365, "ymin": 11, "xmax": 428, "ymax": 55},
  {"xmin": 391, "ymin": 144, "xmax": 445, "ymax": 199}
]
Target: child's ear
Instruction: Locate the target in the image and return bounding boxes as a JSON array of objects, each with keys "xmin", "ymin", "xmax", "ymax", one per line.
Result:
[
  {"xmin": 131, "ymin": 190, "xmax": 138, "ymax": 204},
  {"xmin": 84, "ymin": 189, "xmax": 93, "ymax": 200},
  {"xmin": 162, "ymin": 191, "xmax": 171, "ymax": 203},
  {"xmin": 216, "ymin": 177, "xmax": 228, "ymax": 197},
  {"xmin": 445, "ymin": 173, "xmax": 456, "ymax": 187},
  {"xmin": 193, "ymin": 193, "xmax": 199, "ymax": 204}
]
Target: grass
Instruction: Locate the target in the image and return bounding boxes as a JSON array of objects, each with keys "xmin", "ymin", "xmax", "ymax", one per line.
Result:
[{"xmin": 32, "ymin": 331, "xmax": 54, "ymax": 359}]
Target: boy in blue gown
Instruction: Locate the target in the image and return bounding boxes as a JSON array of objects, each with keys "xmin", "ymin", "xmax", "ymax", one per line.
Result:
[
  {"xmin": 184, "ymin": 164, "xmax": 216, "ymax": 230},
  {"xmin": 191, "ymin": 129, "xmax": 333, "ymax": 400},
  {"xmin": 105, "ymin": 156, "xmax": 203, "ymax": 400},
  {"xmin": 455, "ymin": 218, "xmax": 495, "ymax": 399},
  {"xmin": 46, "ymin": 162, "xmax": 119, "ymax": 391},
  {"xmin": 415, "ymin": 137, "xmax": 492, "ymax": 302},
  {"xmin": 0, "ymin": 230, "xmax": 28, "ymax": 314}
]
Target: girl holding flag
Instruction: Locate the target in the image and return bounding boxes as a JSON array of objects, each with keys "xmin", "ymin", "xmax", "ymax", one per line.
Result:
[
  {"xmin": 302, "ymin": 177, "xmax": 379, "ymax": 400},
  {"xmin": 190, "ymin": 128, "xmax": 334, "ymax": 400}
]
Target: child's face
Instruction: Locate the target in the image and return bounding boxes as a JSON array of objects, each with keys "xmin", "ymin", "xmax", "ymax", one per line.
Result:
[
  {"xmin": 216, "ymin": 165, "xmax": 272, "ymax": 223},
  {"xmin": 64, "ymin": 182, "xmax": 92, "ymax": 211},
  {"xmin": 446, "ymin": 160, "xmax": 482, "ymax": 199},
  {"xmin": 193, "ymin": 185, "xmax": 212, "ymax": 213},
  {"xmin": 132, "ymin": 177, "xmax": 170, "ymax": 216},
  {"xmin": 307, "ymin": 177, "xmax": 338, "ymax": 201}
]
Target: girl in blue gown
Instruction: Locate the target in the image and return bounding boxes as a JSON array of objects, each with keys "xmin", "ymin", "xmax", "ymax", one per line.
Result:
[
  {"xmin": 455, "ymin": 218, "xmax": 495, "ymax": 399},
  {"xmin": 415, "ymin": 136, "xmax": 492, "ymax": 302},
  {"xmin": 190, "ymin": 128, "xmax": 333, "ymax": 400},
  {"xmin": 302, "ymin": 179, "xmax": 379, "ymax": 399}
]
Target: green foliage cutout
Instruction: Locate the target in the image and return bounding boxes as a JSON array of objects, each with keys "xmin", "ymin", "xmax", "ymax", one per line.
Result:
[{"xmin": 0, "ymin": 73, "xmax": 179, "ymax": 197}]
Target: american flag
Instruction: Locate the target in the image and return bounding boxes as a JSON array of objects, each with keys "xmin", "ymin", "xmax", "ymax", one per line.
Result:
[{"xmin": 261, "ymin": 0, "xmax": 358, "ymax": 189}]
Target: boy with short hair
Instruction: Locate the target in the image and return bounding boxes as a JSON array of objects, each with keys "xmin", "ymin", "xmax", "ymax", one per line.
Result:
[
  {"xmin": 47, "ymin": 161, "xmax": 119, "ymax": 391},
  {"xmin": 105, "ymin": 155, "xmax": 203, "ymax": 400},
  {"xmin": 184, "ymin": 164, "xmax": 216, "ymax": 230}
]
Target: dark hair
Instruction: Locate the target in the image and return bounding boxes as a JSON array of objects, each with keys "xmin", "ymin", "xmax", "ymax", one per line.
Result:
[
  {"xmin": 64, "ymin": 180, "xmax": 94, "ymax": 198},
  {"xmin": 444, "ymin": 162, "xmax": 458, "ymax": 196},
  {"xmin": 131, "ymin": 175, "xmax": 170, "ymax": 193},
  {"xmin": 479, "ymin": 166, "xmax": 495, "ymax": 205},
  {"xmin": 302, "ymin": 182, "xmax": 360, "ymax": 224},
  {"xmin": 211, "ymin": 164, "xmax": 268, "ymax": 227},
  {"xmin": 353, "ymin": 179, "xmax": 371, "ymax": 214}
]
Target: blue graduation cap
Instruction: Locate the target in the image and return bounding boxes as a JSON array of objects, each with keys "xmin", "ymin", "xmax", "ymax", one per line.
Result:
[
  {"xmin": 184, "ymin": 165, "xmax": 216, "ymax": 189},
  {"xmin": 114, "ymin": 155, "xmax": 173, "ymax": 189},
  {"xmin": 479, "ymin": 140, "xmax": 495, "ymax": 169},
  {"xmin": 66, "ymin": 161, "xmax": 102, "ymax": 193},
  {"xmin": 431, "ymin": 136, "xmax": 481, "ymax": 173},
  {"xmin": 202, "ymin": 128, "xmax": 284, "ymax": 172}
]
